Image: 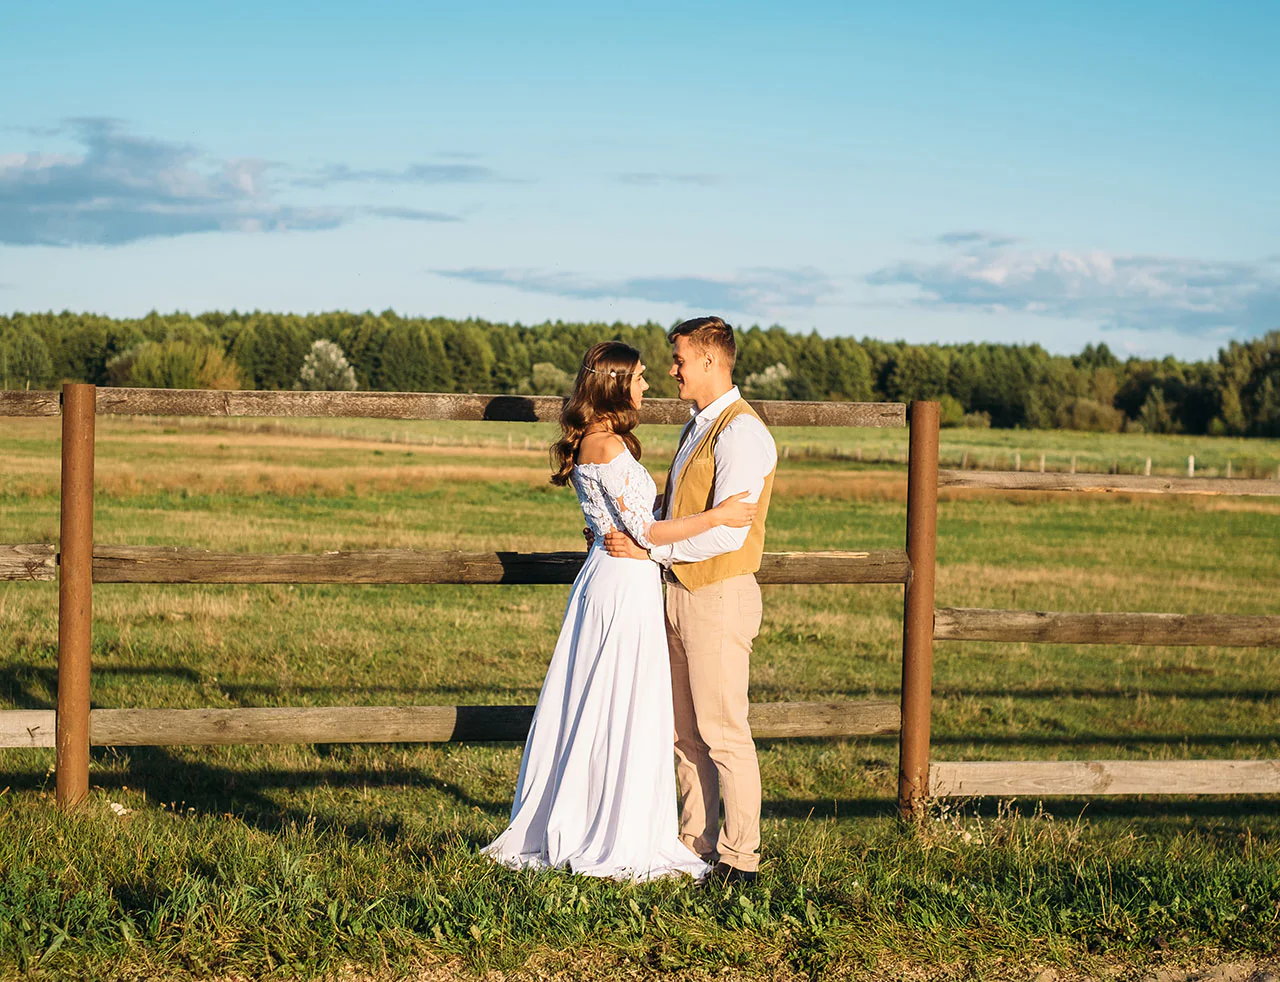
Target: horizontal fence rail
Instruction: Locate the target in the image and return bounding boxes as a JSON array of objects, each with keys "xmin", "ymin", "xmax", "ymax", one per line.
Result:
[
  {"xmin": 934, "ymin": 607, "xmax": 1280, "ymax": 648},
  {"xmin": 0, "ymin": 544, "xmax": 55, "ymax": 581},
  {"xmin": 0, "ymin": 700, "xmax": 901, "ymax": 748},
  {"xmin": 940, "ymin": 469, "xmax": 1280, "ymax": 497},
  {"xmin": 0, "ymin": 390, "xmax": 60, "ymax": 416},
  {"xmin": 931, "ymin": 759, "xmax": 1280, "ymax": 797},
  {"xmin": 0, "ymin": 388, "xmax": 907, "ymax": 428},
  {"xmin": 1, "ymin": 545, "xmax": 911, "ymax": 585}
]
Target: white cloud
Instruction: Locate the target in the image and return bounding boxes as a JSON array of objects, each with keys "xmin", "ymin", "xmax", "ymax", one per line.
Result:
[
  {"xmin": 0, "ymin": 118, "xmax": 464, "ymax": 246},
  {"xmin": 868, "ymin": 234, "xmax": 1280, "ymax": 336},
  {"xmin": 292, "ymin": 161, "xmax": 497, "ymax": 188},
  {"xmin": 434, "ymin": 266, "xmax": 837, "ymax": 314}
]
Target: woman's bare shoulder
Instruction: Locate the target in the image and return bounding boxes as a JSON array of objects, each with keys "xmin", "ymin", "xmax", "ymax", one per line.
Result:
[{"xmin": 577, "ymin": 431, "xmax": 628, "ymax": 465}]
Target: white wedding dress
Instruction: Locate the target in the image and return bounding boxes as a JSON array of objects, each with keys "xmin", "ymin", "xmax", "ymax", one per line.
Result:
[{"xmin": 482, "ymin": 448, "xmax": 710, "ymax": 882}]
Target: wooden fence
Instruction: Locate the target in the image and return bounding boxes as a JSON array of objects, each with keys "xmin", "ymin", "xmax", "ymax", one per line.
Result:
[{"xmin": 2, "ymin": 385, "xmax": 1279, "ymax": 815}]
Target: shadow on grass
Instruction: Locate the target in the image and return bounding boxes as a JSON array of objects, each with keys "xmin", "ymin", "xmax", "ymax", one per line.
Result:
[
  {"xmin": 926, "ymin": 733, "xmax": 1280, "ymax": 747},
  {"xmin": 768, "ymin": 795, "xmax": 1280, "ymax": 824},
  {"xmin": 749, "ymin": 684, "xmax": 1280, "ymax": 702},
  {"xmin": 0, "ymin": 664, "xmax": 201, "ymax": 710},
  {"xmin": 926, "ymin": 794, "xmax": 1280, "ymax": 824},
  {"xmin": 760, "ymin": 732, "xmax": 1280, "ymax": 749},
  {"xmin": 218, "ymin": 682, "xmax": 545, "ymax": 701},
  {"xmin": 932, "ymin": 686, "xmax": 1280, "ymax": 702},
  {"xmin": 4, "ymin": 749, "xmax": 1273, "ymax": 837},
  {"xmin": 1, "ymin": 745, "xmax": 506, "ymax": 848}
]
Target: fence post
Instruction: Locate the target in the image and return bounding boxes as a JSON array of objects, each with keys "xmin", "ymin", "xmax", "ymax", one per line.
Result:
[
  {"xmin": 57, "ymin": 383, "xmax": 96, "ymax": 808},
  {"xmin": 899, "ymin": 400, "xmax": 939, "ymax": 820}
]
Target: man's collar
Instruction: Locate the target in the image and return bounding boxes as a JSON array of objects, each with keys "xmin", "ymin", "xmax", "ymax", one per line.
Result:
[{"xmin": 690, "ymin": 385, "xmax": 741, "ymax": 422}]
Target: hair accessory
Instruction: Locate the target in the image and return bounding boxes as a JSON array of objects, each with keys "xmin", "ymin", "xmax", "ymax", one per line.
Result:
[{"xmin": 584, "ymin": 365, "xmax": 633, "ymax": 379}]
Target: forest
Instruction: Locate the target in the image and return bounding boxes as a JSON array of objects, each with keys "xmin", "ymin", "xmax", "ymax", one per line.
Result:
[{"xmin": 1, "ymin": 310, "xmax": 1277, "ymax": 435}]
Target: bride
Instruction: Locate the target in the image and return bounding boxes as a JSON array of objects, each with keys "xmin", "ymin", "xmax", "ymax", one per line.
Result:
[{"xmin": 482, "ymin": 341, "xmax": 756, "ymax": 881}]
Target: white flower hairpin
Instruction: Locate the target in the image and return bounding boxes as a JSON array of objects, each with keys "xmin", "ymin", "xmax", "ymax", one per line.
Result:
[{"xmin": 584, "ymin": 366, "xmax": 634, "ymax": 378}]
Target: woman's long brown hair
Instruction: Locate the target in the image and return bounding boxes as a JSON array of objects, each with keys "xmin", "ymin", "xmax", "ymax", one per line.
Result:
[{"xmin": 550, "ymin": 341, "xmax": 643, "ymax": 487}]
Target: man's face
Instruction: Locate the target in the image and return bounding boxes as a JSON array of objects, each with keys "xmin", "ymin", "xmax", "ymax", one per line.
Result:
[{"xmin": 669, "ymin": 335, "xmax": 709, "ymax": 402}]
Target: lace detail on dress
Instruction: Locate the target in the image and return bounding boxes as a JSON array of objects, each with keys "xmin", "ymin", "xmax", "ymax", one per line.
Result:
[{"xmin": 571, "ymin": 450, "xmax": 659, "ymax": 550}]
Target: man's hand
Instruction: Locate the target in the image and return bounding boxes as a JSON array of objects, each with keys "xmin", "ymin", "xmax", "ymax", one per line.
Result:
[
  {"xmin": 582, "ymin": 526, "xmax": 595, "ymax": 549},
  {"xmin": 603, "ymin": 530, "xmax": 650, "ymax": 560}
]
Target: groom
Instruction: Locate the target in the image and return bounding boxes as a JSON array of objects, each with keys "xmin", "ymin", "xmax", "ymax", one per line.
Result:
[{"xmin": 604, "ymin": 316, "xmax": 778, "ymax": 884}]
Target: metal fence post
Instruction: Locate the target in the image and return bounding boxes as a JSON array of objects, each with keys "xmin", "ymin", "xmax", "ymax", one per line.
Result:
[
  {"xmin": 56, "ymin": 383, "xmax": 95, "ymax": 808},
  {"xmin": 899, "ymin": 400, "xmax": 939, "ymax": 820}
]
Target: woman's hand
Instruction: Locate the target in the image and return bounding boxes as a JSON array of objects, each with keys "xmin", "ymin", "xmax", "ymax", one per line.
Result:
[{"xmin": 710, "ymin": 491, "xmax": 758, "ymax": 528}]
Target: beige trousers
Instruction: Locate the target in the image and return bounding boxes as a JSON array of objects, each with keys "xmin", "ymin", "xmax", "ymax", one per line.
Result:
[{"xmin": 665, "ymin": 573, "xmax": 763, "ymax": 872}]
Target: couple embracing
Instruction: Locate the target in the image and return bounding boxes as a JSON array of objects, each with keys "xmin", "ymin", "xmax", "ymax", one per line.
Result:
[{"xmin": 484, "ymin": 316, "xmax": 778, "ymax": 884}]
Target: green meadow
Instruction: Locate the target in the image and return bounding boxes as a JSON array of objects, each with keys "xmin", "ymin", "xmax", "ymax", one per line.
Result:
[{"xmin": 1, "ymin": 416, "xmax": 1278, "ymax": 980}]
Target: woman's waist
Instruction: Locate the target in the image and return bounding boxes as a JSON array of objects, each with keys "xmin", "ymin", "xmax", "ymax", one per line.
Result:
[{"xmin": 583, "ymin": 537, "xmax": 658, "ymax": 569}]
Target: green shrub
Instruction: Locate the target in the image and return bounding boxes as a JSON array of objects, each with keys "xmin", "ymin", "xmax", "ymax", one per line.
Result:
[
  {"xmin": 106, "ymin": 339, "xmax": 243, "ymax": 389},
  {"xmin": 1055, "ymin": 397, "xmax": 1124, "ymax": 433},
  {"xmin": 938, "ymin": 394, "xmax": 965, "ymax": 427}
]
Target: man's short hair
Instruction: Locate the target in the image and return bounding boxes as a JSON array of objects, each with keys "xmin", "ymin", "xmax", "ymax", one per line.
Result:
[{"xmin": 667, "ymin": 316, "xmax": 736, "ymax": 370}]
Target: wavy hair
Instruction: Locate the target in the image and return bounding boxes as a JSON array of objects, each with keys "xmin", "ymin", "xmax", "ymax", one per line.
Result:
[{"xmin": 550, "ymin": 341, "xmax": 643, "ymax": 487}]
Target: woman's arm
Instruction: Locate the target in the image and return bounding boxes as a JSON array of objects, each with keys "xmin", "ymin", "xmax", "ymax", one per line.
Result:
[
  {"xmin": 596, "ymin": 451, "xmax": 756, "ymax": 550},
  {"xmin": 642, "ymin": 493, "xmax": 755, "ymax": 546}
]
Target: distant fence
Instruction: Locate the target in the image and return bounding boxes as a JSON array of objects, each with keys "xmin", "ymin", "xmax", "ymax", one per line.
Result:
[{"xmin": 3, "ymin": 385, "xmax": 1279, "ymax": 814}]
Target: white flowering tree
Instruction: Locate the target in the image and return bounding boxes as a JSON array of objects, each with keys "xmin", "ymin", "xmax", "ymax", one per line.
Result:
[
  {"xmin": 296, "ymin": 339, "xmax": 358, "ymax": 391},
  {"xmin": 517, "ymin": 362, "xmax": 574, "ymax": 395},
  {"xmin": 742, "ymin": 362, "xmax": 791, "ymax": 401}
]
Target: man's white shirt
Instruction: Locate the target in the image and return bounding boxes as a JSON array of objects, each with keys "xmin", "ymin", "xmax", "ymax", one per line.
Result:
[{"xmin": 647, "ymin": 385, "xmax": 778, "ymax": 567}]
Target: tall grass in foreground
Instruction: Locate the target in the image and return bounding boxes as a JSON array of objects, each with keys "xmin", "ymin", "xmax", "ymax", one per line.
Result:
[
  {"xmin": 1, "ymin": 418, "xmax": 1278, "ymax": 979},
  {"xmin": 3, "ymin": 791, "xmax": 1278, "ymax": 979}
]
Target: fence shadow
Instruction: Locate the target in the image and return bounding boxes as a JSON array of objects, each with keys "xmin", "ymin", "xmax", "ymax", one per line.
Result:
[
  {"xmin": 927, "ymin": 733, "xmax": 1280, "ymax": 747},
  {"xmin": 932, "ymin": 686, "xmax": 1280, "ymax": 702},
  {"xmin": 480, "ymin": 395, "xmax": 552, "ymax": 422},
  {"xmin": 1, "ymin": 664, "xmax": 201, "ymax": 710},
  {"xmin": 218, "ymin": 682, "xmax": 545, "ymax": 701},
  {"xmin": 758, "ymin": 684, "xmax": 1280, "ymax": 703},
  {"xmin": 1, "ymin": 744, "xmax": 507, "ymax": 847}
]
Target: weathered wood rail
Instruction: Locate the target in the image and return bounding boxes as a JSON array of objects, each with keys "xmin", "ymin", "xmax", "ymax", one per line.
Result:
[
  {"xmin": 1, "ymin": 545, "xmax": 909, "ymax": 585},
  {"xmin": 934, "ymin": 607, "xmax": 1280, "ymax": 648},
  {"xmin": 1, "ymin": 700, "xmax": 902, "ymax": 749},
  {"xmin": 0, "ymin": 387, "xmax": 906, "ymax": 428},
  {"xmin": 931, "ymin": 759, "xmax": 1280, "ymax": 797},
  {"xmin": 0, "ymin": 544, "xmax": 56, "ymax": 581}
]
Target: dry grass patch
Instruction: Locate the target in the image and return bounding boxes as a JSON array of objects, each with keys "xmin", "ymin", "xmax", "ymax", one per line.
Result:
[{"xmin": 936, "ymin": 562, "xmax": 1274, "ymax": 610}]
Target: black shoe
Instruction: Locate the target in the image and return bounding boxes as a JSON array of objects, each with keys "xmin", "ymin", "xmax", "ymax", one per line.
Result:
[{"xmin": 705, "ymin": 861, "xmax": 758, "ymax": 886}]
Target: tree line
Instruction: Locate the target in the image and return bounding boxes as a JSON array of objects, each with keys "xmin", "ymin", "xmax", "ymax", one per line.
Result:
[{"xmin": 1, "ymin": 310, "xmax": 1277, "ymax": 436}]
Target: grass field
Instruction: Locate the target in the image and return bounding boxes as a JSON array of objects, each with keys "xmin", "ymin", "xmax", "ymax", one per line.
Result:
[
  {"xmin": 98, "ymin": 413, "xmax": 1280, "ymax": 480},
  {"xmin": 1, "ymin": 416, "xmax": 1278, "ymax": 980}
]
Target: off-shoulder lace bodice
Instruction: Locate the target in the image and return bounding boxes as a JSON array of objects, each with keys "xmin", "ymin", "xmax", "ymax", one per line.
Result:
[{"xmin": 571, "ymin": 449, "xmax": 660, "ymax": 550}]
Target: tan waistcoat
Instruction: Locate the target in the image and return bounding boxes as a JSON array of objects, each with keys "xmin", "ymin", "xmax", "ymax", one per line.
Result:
[{"xmin": 666, "ymin": 399, "xmax": 775, "ymax": 590}]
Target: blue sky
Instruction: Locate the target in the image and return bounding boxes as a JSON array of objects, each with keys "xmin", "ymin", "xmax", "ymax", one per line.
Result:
[{"xmin": 1, "ymin": 1, "xmax": 1277, "ymax": 359}]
